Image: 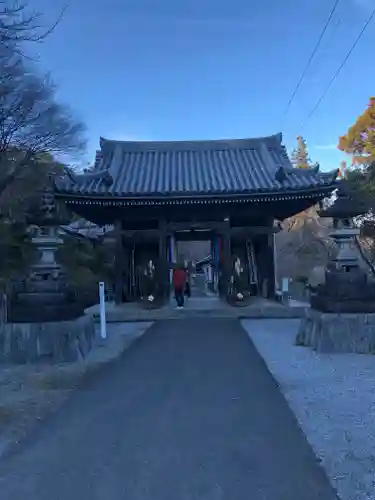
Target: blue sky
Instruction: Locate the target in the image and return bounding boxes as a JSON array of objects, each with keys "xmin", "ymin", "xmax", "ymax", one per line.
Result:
[{"xmin": 30, "ymin": 0, "xmax": 375, "ymax": 170}]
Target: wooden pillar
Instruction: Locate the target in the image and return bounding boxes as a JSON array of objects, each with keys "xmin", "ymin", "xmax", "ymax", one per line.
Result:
[
  {"xmin": 256, "ymin": 233, "xmax": 276, "ymax": 299},
  {"xmin": 168, "ymin": 233, "xmax": 177, "ymax": 284},
  {"xmin": 267, "ymin": 233, "xmax": 276, "ymax": 299},
  {"xmin": 220, "ymin": 217, "xmax": 231, "ymax": 297},
  {"xmin": 209, "ymin": 236, "xmax": 215, "ymax": 292},
  {"xmin": 114, "ymin": 219, "xmax": 124, "ymax": 304},
  {"xmin": 158, "ymin": 218, "xmax": 168, "ymax": 298}
]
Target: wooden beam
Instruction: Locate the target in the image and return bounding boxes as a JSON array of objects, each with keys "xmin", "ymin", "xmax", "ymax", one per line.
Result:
[
  {"xmin": 121, "ymin": 229, "xmax": 160, "ymax": 242},
  {"xmin": 229, "ymin": 226, "xmax": 277, "ymax": 236},
  {"xmin": 115, "ymin": 225, "xmax": 278, "ymax": 242},
  {"xmin": 62, "ymin": 194, "xmax": 328, "ymax": 225},
  {"xmin": 167, "ymin": 221, "xmax": 223, "ymax": 232},
  {"xmin": 173, "ymin": 230, "xmax": 214, "ymax": 242}
]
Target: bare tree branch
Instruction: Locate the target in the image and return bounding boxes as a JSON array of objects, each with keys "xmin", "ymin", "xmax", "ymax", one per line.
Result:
[
  {"xmin": 0, "ymin": 0, "xmax": 67, "ymax": 55},
  {"xmin": 0, "ymin": 48, "xmax": 86, "ymax": 199},
  {"xmin": 294, "ymin": 238, "xmax": 332, "ymax": 258}
]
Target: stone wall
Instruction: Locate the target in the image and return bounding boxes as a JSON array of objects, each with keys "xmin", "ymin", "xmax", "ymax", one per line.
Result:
[
  {"xmin": 296, "ymin": 309, "xmax": 375, "ymax": 354},
  {"xmin": 0, "ymin": 314, "xmax": 95, "ymax": 364}
]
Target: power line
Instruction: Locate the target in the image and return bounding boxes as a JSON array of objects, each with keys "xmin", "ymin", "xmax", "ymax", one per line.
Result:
[
  {"xmin": 282, "ymin": 0, "xmax": 341, "ymax": 120},
  {"xmin": 302, "ymin": 6, "xmax": 375, "ymax": 128}
]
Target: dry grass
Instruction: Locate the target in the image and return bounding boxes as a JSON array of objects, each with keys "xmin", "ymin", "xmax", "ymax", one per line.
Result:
[
  {"xmin": 0, "ymin": 365, "xmax": 82, "ymax": 451},
  {"xmin": 0, "ymin": 365, "xmax": 78, "ymax": 432},
  {"xmin": 0, "ymin": 405, "xmax": 16, "ymax": 424},
  {"xmin": 0, "ymin": 322, "xmax": 150, "ymax": 455},
  {"xmin": 33, "ymin": 367, "xmax": 84, "ymax": 391},
  {"xmin": 0, "ymin": 362, "xmax": 99, "ymax": 437}
]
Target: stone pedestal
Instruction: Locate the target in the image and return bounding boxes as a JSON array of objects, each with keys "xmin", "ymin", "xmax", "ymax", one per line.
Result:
[{"xmin": 296, "ymin": 309, "xmax": 375, "ymax": 354}]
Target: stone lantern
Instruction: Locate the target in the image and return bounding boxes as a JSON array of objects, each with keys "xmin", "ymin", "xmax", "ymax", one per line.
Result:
[
  {"xmin": 297, "ymin": 181, "xmax": 375, "ymax": 353},
  {"xmin": 310, "ymin": 181, "xmax": 375, "ymax": 313},
  {"xmin": 27, "ymin": 185, "xmax": 68, "ymax": 283},
  {"xmin": 8, "ymin": 181, "xmax": 77, "ymax": 322},
  {"xmin": 3, "ymin": 180, "xmax": 96, "ymax": 364}
]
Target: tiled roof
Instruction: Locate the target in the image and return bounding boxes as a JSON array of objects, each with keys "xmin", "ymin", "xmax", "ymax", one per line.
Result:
[
  {"xmin": 61, "ymin": 219, "xmax": 113, "ymax": 239},
  {"xmin": 55, "ymin": 134, "xmax": 338, "ymax": 199}
]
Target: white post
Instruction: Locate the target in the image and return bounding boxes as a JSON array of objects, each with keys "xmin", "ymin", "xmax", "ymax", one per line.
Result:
[
  {"xmin": 208, "ymin": 264, "xmax": 213, "ymax": 283},
  {"xmin": 281, "ymin": 277, "xmax": 289, "ymax": 304},
  {"xmin": 281, "ymin": 277, "xmax": 289, "ymax": 292},
  {"xmin": 99, "ymin": 281, "xmax": 107, "ymax": 340}
]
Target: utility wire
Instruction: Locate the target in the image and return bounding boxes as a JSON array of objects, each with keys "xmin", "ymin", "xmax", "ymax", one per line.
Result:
[
  {"xmin": 302, "ymin": 6, "xmax": 375, "ymax": 128},
  {"xmin": 282, "ymin": 0, "xmax": 341, "ymax": 120}
]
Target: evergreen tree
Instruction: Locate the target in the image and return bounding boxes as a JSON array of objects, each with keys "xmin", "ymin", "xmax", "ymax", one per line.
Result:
[{"xmin": 291, "ymin": 136, "xmax": 312, "ymax": 168}]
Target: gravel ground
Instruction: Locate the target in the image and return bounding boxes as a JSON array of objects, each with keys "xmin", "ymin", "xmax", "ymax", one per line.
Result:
[{"xmin": 242, "ymin": 319, "xmax": 375, "ymax": 500}]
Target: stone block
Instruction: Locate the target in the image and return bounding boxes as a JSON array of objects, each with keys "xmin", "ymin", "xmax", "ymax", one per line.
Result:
[
  {"xmin": 297, "ymin": 309, "xmax": 375, "ymax": 354},
  {"xmin": 0, "ymin": 314, "xmax": 95, "ymax": 364}
]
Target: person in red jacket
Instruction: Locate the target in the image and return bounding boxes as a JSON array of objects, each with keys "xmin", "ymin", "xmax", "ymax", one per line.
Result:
[{"xmin": 173, "ymin": 264, "xmax": 187, "ymax": 308}]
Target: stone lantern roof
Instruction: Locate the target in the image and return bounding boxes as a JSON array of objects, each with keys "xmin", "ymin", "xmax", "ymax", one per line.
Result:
[
  {"xmin": 318, "ymin": 181, "xmax": 369, "ymax": 219},
  {"xmin": 26, "ymin": 183, "xmax": 70, "ymax": 227}
]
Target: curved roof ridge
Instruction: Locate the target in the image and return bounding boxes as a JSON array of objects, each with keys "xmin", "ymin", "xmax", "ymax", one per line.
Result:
[
  {"xmin": 320, "ymin": 168, "xmax": 340, "ymax": 181},
  {"xmin": 99, "ymin": 133, "xmax": 283, "ymax": 151},
  {"xmin": 54, "ymin": 166, "xmax": 113, "ymax": 192},
  {"xmin": 69, "ymin": 169, "xmax": 113, "ymax": 185}
]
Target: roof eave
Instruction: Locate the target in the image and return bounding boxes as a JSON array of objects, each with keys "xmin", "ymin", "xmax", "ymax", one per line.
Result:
[{"xmin": 55, "ymin": 184, "xmax": 338, "ymax": 205}]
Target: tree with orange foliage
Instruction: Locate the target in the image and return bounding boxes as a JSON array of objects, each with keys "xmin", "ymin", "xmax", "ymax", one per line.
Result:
[
  {"xmin": 338, "ymin": 97, "xmax": 375, "ymax": 200},
  {"xmin": 339, "ymin": 97, "xmax": 375, "ymax": 166}
]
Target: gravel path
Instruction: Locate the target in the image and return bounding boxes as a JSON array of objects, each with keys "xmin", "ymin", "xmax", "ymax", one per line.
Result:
[
  {"xmin": 242, "ymin": 319, "xmax": 375, "ymax": 500},
  {"xmin": 0, "ymin": 319, "xmax": 337, "ymax": 500}
]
